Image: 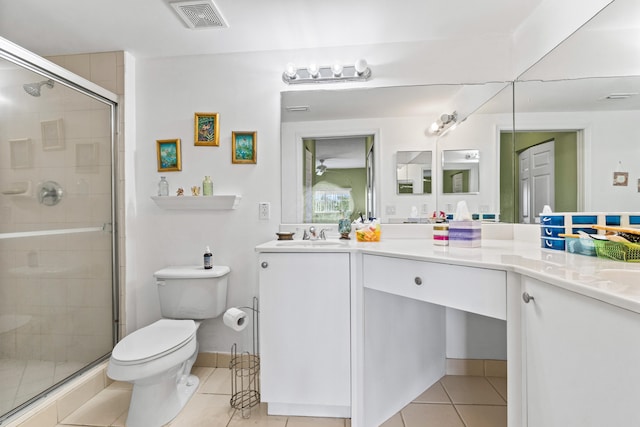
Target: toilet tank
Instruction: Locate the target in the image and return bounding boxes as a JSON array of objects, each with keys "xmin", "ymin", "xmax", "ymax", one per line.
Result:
[{"xmin": 154, "ymin": 265, "xmax": 230, "ymax": 319}]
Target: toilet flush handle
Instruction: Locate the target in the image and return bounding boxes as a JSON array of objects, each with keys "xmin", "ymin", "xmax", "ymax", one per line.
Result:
[{"xmin": 157, "ymin": 280, "xmax": 166, "ymax": 286}]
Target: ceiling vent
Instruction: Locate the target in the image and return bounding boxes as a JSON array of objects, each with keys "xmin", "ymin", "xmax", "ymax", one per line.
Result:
[{"xmin": 170, "ymin": 0, "xmax": 228, "ymax": 29}]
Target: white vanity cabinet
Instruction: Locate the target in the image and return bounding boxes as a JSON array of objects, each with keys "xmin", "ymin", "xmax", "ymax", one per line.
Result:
[
  {"xmin": 363, "ymin": 254, "xmax": 507, "ymax": 320},
  {"xmin": 258, "ymin": 252, "xmax": 351, "ymax": 418},
  {"xmin": 521, "ymin": 277, "xmax": 640, "ymax": 427}
]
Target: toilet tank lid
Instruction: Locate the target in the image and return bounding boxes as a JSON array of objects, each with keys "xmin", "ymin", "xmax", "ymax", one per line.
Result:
[{"xmin": 154, "ymin": 265, "xmax": 230, "ymax": 279}]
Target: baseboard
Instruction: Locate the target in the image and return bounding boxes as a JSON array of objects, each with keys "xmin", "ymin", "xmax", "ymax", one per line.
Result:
[{"xmin": 446, "ymin": 358, "xmax": 507, "ymax": 377}]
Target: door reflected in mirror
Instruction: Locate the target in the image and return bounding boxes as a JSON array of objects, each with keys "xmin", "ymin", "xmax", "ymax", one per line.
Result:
[
  {"xmin": 396, "ymin": 151, "xmax": 432, "ymax": 195},
  {"xmin": 442, "ymin": 149, "xmax": 480, "ymax": 194}
]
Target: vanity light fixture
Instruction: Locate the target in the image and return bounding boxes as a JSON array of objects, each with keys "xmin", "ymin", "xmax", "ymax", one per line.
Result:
[
  {"xmin": 282, "ymin": 59, "xmax": 372, "ymax": 84},
  {"xmin": 428, "ymin": 111, "xmax": 458, "ymax": 136}
]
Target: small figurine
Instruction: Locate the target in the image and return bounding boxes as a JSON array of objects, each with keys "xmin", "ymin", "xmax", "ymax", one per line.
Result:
[
  {"xmin": 191, "ymin": 186, "xmax": 200, "ymax": 196},
  {"xmin": 176, "ymin": 187, "xmax": 184, "ymax": 196}
]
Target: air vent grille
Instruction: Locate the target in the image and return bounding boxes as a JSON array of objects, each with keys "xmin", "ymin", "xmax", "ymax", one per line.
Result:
[{"xmin": 171, "ymin": 0, "xmax": 228, "ymax": 29}]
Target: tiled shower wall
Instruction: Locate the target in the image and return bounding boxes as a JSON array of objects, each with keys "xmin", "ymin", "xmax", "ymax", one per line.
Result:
[{"xmin": 0, "ymin": 51, "xmax": 125, "ymax": 364}]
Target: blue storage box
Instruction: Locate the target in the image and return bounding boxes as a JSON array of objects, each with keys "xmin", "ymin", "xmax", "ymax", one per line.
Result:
[
  {"xmin": 541, "ymin": 237, "xmax": 566, "ymax": 251},
  {"xmin": 540, "ymin": 215, "xmax": 564, "ymax": 226},
  {"xmin": 571, "ymin": 214, "xmax": 598, "ymax": 224},
  {"xmin": 606, "ymin": 215, "xmax": 621, "ymax": 226},
  {"xmin": 541, "ymin": 226, "xmax": 566, "ymax": 238}
]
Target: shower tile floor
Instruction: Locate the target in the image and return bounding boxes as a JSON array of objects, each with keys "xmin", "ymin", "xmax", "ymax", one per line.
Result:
[
  {"xmin": 0, "ymin": 359, "xmax": 85, "ymax": 416},
  {"xmin": 47, "ymin": 368, "xmax": 506, "ymax": 427}
]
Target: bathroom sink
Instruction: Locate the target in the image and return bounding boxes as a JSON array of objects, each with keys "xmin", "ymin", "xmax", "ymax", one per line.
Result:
[
  {"xmin": 275, "ymin": 240, "xmax": 347, "ymax": 247},
  {"xmin": 596, "ymin": 269, "xmax": 640, "ymax": 283}
]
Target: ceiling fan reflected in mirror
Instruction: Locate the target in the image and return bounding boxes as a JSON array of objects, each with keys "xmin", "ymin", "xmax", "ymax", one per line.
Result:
[{"xmin": 316, "ymin": 159, "xmax": 327, "ymax": 176}]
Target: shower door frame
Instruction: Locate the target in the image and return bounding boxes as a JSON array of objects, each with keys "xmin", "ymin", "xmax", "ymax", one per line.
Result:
[{"xmin": 0, "ymin": 37, "xmax": 120, "ymax": 422}]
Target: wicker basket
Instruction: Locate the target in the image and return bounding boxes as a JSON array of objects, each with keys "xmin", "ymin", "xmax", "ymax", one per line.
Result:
[{"xmin": 592, "ymin": 239, "xmax": 640, "ymax": 262}]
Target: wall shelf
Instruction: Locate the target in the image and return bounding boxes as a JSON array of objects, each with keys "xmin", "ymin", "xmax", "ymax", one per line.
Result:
[{"xmin": 151, "ymin": 195, "xmax": 241, "ymax": 210}]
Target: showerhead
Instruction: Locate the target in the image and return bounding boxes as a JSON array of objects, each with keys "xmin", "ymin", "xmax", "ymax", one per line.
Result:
[{"xmin": 23, "ymin": 79, "xmax": 54, "ymax": 97}]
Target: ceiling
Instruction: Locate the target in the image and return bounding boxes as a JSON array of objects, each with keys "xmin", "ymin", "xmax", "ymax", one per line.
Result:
[{"xmin": 0, "ymin": 0, "xmax": 542, "ymax": 59}]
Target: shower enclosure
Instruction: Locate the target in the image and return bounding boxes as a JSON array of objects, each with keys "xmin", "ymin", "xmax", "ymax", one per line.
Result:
[{"xmin": 0, "ymin": 39, "xmax": 118, "ymax": 422}]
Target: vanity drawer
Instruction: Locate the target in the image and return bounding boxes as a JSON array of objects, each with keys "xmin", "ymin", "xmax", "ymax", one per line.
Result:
[{"xmin": 363, "ymin": 254, "xmax": 506, "ymax": 320}]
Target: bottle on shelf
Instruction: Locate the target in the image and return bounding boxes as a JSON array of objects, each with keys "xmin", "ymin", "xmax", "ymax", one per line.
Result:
[
  {"xmin": 158, "ymin": 176, "xmax": 169, "ymax": 196},
  {"xmin": 203, "ymin": 176, "xmax": 213, "ymax": 196}
]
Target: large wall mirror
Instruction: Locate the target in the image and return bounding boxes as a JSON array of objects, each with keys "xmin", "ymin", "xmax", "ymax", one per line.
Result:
[
  {"xmin": 281, "ymin": 82, "xmax": 511, "ymax": 224},
  {"xmin": 507, "ymin": 0, "xmax": 639, "ymax": 223}
]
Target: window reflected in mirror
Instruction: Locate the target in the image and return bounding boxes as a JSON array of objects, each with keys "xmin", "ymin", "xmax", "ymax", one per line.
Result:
[
  {"xmin": 396, "ymin": 151, "xmax": 432, "ymax": 195},
  {"xmin": 441, "ymin": 149, "xmax": 480, "ymax": 194},
  {"xmin": 303, "ymin": 135, "xmax": 373, "ymax": 223}
]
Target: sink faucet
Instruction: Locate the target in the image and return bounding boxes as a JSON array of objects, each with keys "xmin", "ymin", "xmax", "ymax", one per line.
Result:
[{"xmin": 303, "ymin": 226, "xmax": 327, "ymax": 240}]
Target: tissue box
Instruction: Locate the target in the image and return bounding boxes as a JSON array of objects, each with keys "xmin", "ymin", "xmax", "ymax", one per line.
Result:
[{"xmin": 448, "ymin": 220, "xmax": 481, "ymax": 247}]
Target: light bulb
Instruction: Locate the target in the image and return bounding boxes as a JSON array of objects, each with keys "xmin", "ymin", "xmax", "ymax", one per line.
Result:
[
  {"xmin": 429, "ymin": 122, "xmax": 440, "ymax": 134},
  {"xmin": 331, "ymin": 62, "xmax": 343, "ymax": 77},
  {"xmin": 284, "ymin": 63, "xmax": 297, "ymax": 79},
  {"xmin": 354, "ymin": 58, "xmax": 368, "ymax": 75},
  {"xmin": 308, "ymin": 63, "xmax": 320, "ymax": 78}
]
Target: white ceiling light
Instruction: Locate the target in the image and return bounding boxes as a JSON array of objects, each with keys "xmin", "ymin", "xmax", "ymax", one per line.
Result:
[
  {"xmin": 428, "ymin": 111, "xmax": 459, "ymax": 136},
  {"xmin": 282, "ymin": 59, "xmax": 372, "ymax": 84}
]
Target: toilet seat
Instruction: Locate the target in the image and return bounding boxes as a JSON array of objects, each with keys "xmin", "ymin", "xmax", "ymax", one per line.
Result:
[{"xmin": 111, "ymin": 319, "xmax": 197, "ymax": 365}]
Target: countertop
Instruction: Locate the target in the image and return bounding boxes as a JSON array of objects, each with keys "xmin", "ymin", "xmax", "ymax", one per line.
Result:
[{"xmin": 256, "ymin": 238, "xmax": 640, "ymax": 314}]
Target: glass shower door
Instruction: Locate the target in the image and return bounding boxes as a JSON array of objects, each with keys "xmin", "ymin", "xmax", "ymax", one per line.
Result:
[{"xmin": 0, "ymin": 52, "xmax": 117, "ymax": 420}]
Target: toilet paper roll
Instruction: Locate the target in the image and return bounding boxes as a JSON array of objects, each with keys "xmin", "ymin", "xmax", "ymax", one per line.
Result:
[{"xmin": 223, "ymin": 307, "xmax": 247, "ymax": 332}]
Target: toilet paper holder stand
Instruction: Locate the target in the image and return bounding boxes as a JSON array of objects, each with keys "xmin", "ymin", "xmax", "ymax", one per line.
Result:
[{"xmin": 229, "ymin": 296, "xmax": 260, "ymax": 418}]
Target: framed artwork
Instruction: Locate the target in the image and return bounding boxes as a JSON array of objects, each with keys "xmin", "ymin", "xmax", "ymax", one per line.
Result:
[
  {"xmin": 9, "ymin": 138, "xmax": 33, "ymax": 169},
  {"xmin": 194, "ymin": 112, "xmax": 219, "ymax": 146},
  {"xmin": 613, "ymin": 171, "xmax": 629, "ymax": 186},
  {"xmin": 232, "ymin": 131, "xmax": 257, "ymax": 164},
  {"xmin": 41, "ymin": 119, "xmax": 64, "ymax": 150},
  {"xmin": 157, "ymin": 138, "xmax": 182, "ymax": 172}
]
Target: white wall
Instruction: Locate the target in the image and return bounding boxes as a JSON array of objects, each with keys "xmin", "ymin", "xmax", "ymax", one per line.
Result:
[{"xmin": 130, "ymin": 38, "xmax": 515, "ymax": 353}]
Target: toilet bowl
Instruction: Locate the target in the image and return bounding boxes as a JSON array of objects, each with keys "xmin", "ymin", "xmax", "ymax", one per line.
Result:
[
  {"xmin": 107, "ymin": 265, "xmax": 230, "ymax": 427},
  {"xmin": 108, "ymin": 319, "xmax": 200, "ymax": 427}
]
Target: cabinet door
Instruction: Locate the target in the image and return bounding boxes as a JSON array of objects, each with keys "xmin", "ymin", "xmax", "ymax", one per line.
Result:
[
  {"xmin": 523, "ymin": 277, "xmax": 640, "ymax": 427},
  {"xmin": 259, "ymin": 252, "xmax": 351, "ymax": 417}
]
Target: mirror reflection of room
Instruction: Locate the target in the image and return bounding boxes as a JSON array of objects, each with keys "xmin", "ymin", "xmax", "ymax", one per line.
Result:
[
  {"xmin": 396, "ymin": 151, "xmax": 432, "ymax": 195},
  {"xmin": 303, "ymin": 135, "xmax": 373, "ymax": 223},
  {"xmin": 441, "ymin": 149, "xmax": 480, "ymax": 194}
]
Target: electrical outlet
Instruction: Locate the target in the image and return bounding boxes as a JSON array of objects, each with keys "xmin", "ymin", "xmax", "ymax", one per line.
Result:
[
  {"xmin": 385, "ymin": 205, "xmax": 396, "ymax": 215},
  {"xmin": 259, "ymin": 202, "xmax": 270, "ymax": 220},
  {"xmin": 421, "ymin": 203, "xmax": 429, "ymax": 214}
]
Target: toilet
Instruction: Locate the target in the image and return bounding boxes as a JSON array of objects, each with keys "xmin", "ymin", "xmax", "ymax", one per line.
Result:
[{"xmin": 107, "ymin": 265, "xmax": 230, "ymax": 427}]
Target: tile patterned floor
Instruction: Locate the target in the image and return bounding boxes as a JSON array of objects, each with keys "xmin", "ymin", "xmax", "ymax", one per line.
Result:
[
  {"xmin": 0, "ymin": 359, "xmax": 85, "ymax": 416},
  {"xmin": 53, "ymin": 369, "xmax": 506, "ymax": 427}
]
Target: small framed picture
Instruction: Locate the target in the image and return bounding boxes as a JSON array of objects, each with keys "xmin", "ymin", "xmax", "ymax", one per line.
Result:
[
  {"xmin": 194, "ymin": 112, "xmax": 219, "ymax": 146},
  {"xmin": 9, "ymin": 138, "xmax": 33, "ymax": 169},
  {"xmin": 157, "ymin": 138, "xmax": 182, "ymax": 172},
  {"xmin": 232, "ymin": 131, "xmax": 257, "ymax": 164},
  {"xmin": 41, "ymin": 119, "xmax": 64, "ymax": 150},
  {"xmin": 613, "ymin": 171, "xmax": 629, "ymax": 186}
]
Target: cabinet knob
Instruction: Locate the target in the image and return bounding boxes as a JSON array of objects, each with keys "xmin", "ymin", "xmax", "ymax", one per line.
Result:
[
  {"xmin": 414, "ymin": 277, "xmax": 423, "ymax": 285},
  {"xmin": 261, "ymin": 261, "xmax": 268, "ymax": 268},
  {"xmin": 522, "ymin": 292, "xmax": 534, "ymax": 303}
]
